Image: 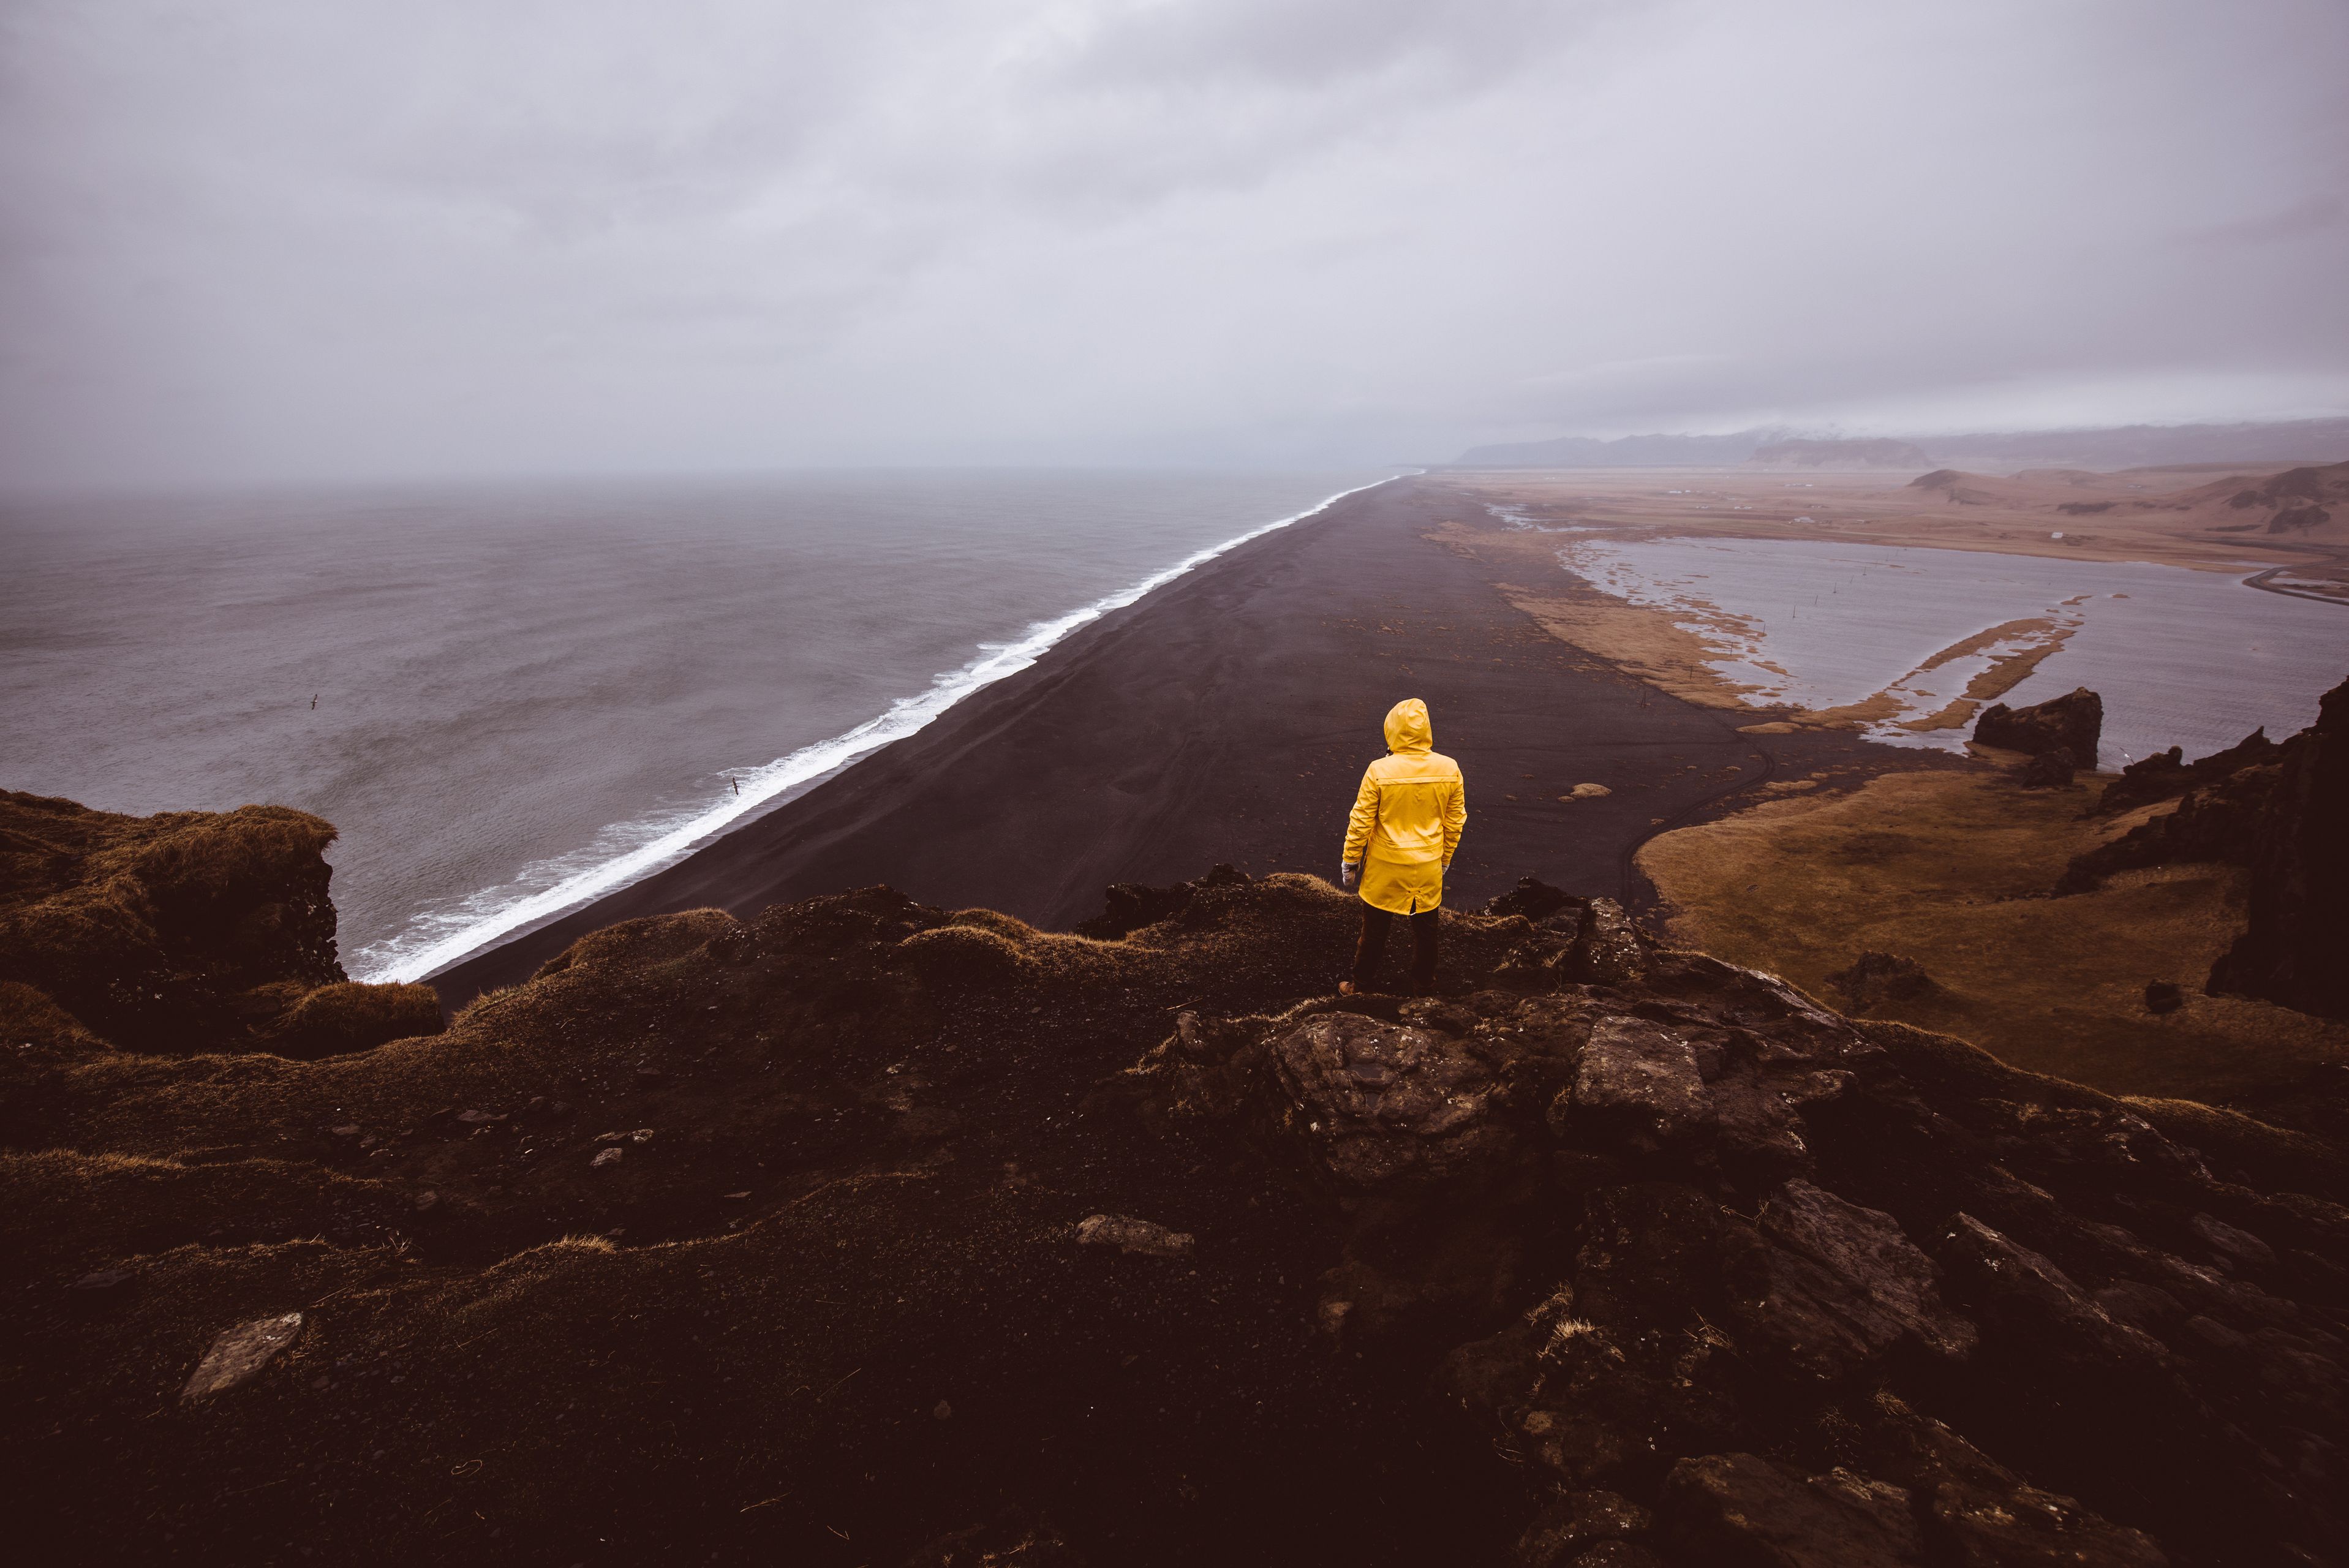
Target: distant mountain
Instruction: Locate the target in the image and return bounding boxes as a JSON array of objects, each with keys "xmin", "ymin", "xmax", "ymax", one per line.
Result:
[
  {"xmin": 1450, "ymin": 417, "xmax": 2349, "ymax": 472},
  {"xmin": 1750, "ymin": 437, "xmax": 1931, "ymax": 469},
  {"xmin": 1914, "ymin": 419, "xmax": 2349, "ymax": 472},
  {"xmin": 1452, "ymin": 428, "xmax": 1785, "ymax": 467}
]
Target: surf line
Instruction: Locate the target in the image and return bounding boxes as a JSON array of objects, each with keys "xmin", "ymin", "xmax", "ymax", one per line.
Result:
[{"xmin": 363, "ymin": 475, "xmax": 1409, "ymax": 985}]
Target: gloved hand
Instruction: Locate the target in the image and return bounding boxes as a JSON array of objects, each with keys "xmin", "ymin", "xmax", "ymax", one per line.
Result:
[{"xmin": 1340, "ymin": 861, "xmax": 1359, "ymax": 890}]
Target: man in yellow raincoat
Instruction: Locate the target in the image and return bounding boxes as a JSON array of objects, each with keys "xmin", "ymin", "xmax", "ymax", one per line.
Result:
[{"xmin": 1338, "ymin": 697, "xmax": 1466, "ymax": 995}]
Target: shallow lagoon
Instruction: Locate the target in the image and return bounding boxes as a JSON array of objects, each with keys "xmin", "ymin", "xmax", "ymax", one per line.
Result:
[{"xmin": 1554, "ymin": 535, "xmax": 2347, "ymax": 766}]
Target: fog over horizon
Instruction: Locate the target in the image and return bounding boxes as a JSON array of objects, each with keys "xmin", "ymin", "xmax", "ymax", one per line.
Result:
[{"xmin": 4, "ymin": 0, "xmax": 2346, "ymax": 489}]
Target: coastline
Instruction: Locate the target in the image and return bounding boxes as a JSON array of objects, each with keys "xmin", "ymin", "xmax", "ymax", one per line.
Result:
[
  {"xmin": 369, "ymin": 476, "xmax": 1401, "ymax": 985},
  {"xmin": 428, "ymin": 477, "xmax": 1959, "ymax": 1008}
]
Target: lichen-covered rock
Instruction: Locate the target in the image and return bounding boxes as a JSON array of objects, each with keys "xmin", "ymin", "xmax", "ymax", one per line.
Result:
[{"xmin": 1267, "ymin": 1011, "xmax": 1514, "ymax": 1191}]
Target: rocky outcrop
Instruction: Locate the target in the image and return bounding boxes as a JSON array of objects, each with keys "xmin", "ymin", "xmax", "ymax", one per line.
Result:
[
  {"xmin": 2209, "ymin": 674, "xmax": 2349, "ymax": 1017},
  {"xmin": 0, "ymin": 791, "xmax": 442, "ymax": 1058},
  {"xmin": 1972, "ymin": 688, "xmax": 2103, "ymax": 764},
  {"xmin": 2095, "ymin": 728, "xmax": 2281, "ymax": 818},
  {"xmin": 1144, "ymin": 918, "xmax": 2349, "ymax": 1566},
  {"xmin": 6, "ymin": 796, "xmax": 2348, "ymax": 1566},
  {"xmin": 2055, "ymin": 763, "xmax": 2282, "ymax": 894}
]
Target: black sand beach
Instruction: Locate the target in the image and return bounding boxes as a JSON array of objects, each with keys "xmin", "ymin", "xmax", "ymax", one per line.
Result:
[{"xmin": 431, "ymin": 478, "xmax": 1946, "ymax": 1006}]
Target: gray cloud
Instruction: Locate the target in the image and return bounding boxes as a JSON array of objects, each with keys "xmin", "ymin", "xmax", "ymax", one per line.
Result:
[{"xmin": 3, "ymin": 0, "xmax": 2345, "ymax": 486}]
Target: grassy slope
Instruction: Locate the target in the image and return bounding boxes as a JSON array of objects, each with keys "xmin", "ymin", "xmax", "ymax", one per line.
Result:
[{"xmin": 1638, "ymin": 767, "xmax": 2347, "ymax": 1101}]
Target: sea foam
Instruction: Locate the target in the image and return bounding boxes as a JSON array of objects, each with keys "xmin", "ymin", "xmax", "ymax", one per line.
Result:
[{"xmin": 361, "ymin": 475, "xmax": 1401, "ymax": 984}]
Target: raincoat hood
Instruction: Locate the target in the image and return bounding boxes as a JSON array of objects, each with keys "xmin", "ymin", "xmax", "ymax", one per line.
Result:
[{"xmin": 1383, "ymin": 698, "xmax": 1433, "ymax": 755}]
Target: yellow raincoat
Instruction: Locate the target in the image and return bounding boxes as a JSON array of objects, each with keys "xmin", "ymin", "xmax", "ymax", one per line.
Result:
[{"xmin": 1341, "ymin": 698, "xmax": 1467, "ymax": 915}]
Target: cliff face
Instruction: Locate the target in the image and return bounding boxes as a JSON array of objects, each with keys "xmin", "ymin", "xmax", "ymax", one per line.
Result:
[
  {"xmin": 0, "ymin": 791, "xmax": 439, "ymax": 1061},
  {"xmin": 2045, "ymin": 678, "xmax": 2348, "ymax": 1021},
  {"xmin": 2209, "ymin": 676, "xmax": 2349, "ymax": 1018}
]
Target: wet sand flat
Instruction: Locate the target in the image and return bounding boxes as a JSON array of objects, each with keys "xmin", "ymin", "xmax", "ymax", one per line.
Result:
[{"xmin": 431, "ymin": 478, "xmax": 1941, "ymax": 1006}]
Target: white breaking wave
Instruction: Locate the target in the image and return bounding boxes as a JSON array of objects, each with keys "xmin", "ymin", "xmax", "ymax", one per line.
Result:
[{"xmin": 360, "ymin": 474, "xmax": 1403, "ymax": 984}]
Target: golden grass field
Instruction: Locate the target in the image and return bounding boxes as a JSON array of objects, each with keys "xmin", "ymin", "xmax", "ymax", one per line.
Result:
[{"xmin": 1638, "ymin": 767, "xmax": 2347, "ymax": 1102}]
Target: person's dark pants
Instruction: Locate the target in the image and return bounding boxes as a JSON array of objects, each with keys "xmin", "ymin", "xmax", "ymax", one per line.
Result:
[{"xmin": 1352, "ymin": 905, "xmax": 1439, "ymax": 995}]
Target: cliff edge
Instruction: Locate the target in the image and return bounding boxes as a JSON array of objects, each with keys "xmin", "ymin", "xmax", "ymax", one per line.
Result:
[{"xmin": 2, "ymin": 804, "xmax": 2346, "ymax": 1564}]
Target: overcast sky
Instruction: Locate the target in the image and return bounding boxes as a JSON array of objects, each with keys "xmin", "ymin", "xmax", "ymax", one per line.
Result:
[{"xmin": 4, "ymin": 0, "xmax": 2345, "ymax": 485}]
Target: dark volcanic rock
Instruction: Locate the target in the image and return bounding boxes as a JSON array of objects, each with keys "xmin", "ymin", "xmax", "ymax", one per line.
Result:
[
  {"xmin": 1972, "ymin": 687, "xmax": 2103, "ymax": 764},
  {"xmin": 1142, "ymin": 916, "xmax": 2348, "ymax": 1563},
  {"xmin": 1486, "ymin": 876, "xmax": 1580, "ymax": 924},
  {"xmin": 2095, "ymin": 727, "xmax": 2281, "ymax": 818},
  {"xmin": 2209, "ymin": 673, "xmax": 2349, "ymax": 1017},
  {"xmin": 2015, "ymin": 746, "xmax": 2079, "ymax": 788},
  {"xmin": 1510, "ymin": 1490, "xmax": 1653, "ymax": 1567},
  {"xmin": 10, "ymin": 784, "xmax": 2349, "ymax": 1567},
  {"xmin": 1268, "ymin": 1011, "xmax": 1514, "ymax": 1193},
  {"xmin": 1074, "ymin": 862, "xmax": 1250, "ymax": 939},
  {"xmin": 1494, "ymin": 896, "xmax": 1645, "ymax": 989},
  {"xmin": 2055, "ymin": 763, "xmax": 2281, "ymax": 894},
  {"xmin": 1662, "ymin": 1452, "xmax": 1923, "ymax": 1566}
]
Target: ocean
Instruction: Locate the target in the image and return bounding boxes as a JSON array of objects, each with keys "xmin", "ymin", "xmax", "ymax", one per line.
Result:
[{"xmin": 3, "ymin": 469, "xmax": 1390, "ymax": 981}]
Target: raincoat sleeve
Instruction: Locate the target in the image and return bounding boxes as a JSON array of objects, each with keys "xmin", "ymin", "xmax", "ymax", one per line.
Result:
[
  {"xmin": 1441, "ymin": 773, "xmax": 1466, "ymax": 867},
  {"xmin": 1342, "ymin": 765, "xmax": 1381, "ymax": 865}
]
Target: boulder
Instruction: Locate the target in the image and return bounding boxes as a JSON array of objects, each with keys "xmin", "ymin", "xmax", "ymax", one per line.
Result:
[
  {"xmin": 182, "ymin": 1311, "xmax": 304, "ymax": 1401},
  {"xmin": 1073, "ymin": 1214, "xmax": 1194, "ymax": 1259},
  {"xmin": 1827, "ymin": 952, "xmax": 1936, "ymax": 1011},
  {"xmin": 1973, "ymin": 688, "xmax": 2103, "ymax": 764}
]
